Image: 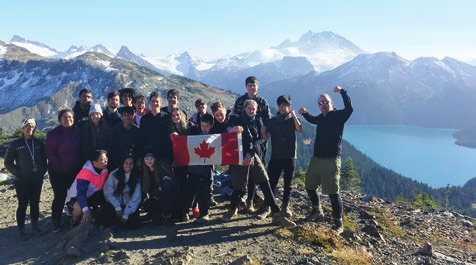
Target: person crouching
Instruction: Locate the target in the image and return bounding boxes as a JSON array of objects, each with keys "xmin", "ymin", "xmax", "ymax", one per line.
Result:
[{"xmin": 66, "ymin": 150, "xmax": 109, "ymax": 228}]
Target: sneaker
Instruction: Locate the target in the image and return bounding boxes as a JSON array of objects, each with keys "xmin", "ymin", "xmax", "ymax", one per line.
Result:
[
  {"xmin": 272, "ymin": 212, "xmax": 297, "ymax": 227},
  {"xmin": 333, "ymin": 220, "xmax": 344, "ymax": 235},
  {"xmin": 52, "ymin": 222, "xmax": 61, "ymax": 233},
  {"xmin": 246, "ymin": 199, "xmax": 256, "ymax": 213},
  {"xmin": 222, "ymin": 208, "xmax": 237, "ymax": 222},
  {"xmin": 281, "ymin": 202, "xmax": 293, "ymax": 218},
  {"xmin": 195, "ymin": 215, "xmax": 209, "ymax": 224},
  {"xmin": 256, "ymin": 206, "xmax": 271, "ymax": 220},
  {"xmin": 305, "ymin": 206, "xmax": 324, "ymax": 222},
  {"xmin": 192, "ymin": 207, "xmax": 200, "ymax": 218},
  {"xmin": 209, "ymin": 198, "xmax": 218, "ymax": 207}
]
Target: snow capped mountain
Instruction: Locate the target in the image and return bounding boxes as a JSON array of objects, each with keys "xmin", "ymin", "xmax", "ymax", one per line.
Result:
[
  {"xmin": 259, "ymin": 52, "xmax": 476, "ymax": 128},
  {"xmin": 144, "ymin": 51, "xmax": 207, "ymax": 76},
  {"xmin": 115, "ymin": 46, "xmax": 161, "ymax": 73},
  {"xmin": 54, "ymin": 44, "xmax": 115, "ymax": 59},
  {"xmin": 10, "ymin": 35, "xmax": 58, "ymax": 57}
]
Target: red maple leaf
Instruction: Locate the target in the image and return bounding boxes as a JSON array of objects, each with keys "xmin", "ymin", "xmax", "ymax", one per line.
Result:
[{"xmin": 194, "ymin": 140, "xmax": 215, "ymax": 162}]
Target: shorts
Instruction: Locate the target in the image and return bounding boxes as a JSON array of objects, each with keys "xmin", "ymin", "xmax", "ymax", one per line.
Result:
[
  {"xmin": 229, "ymin": 154, "xmax": 268, "ymax": 190},
  {"xmin": 305, "ymin": 156, "xmax": 341, "ymax": 195}
]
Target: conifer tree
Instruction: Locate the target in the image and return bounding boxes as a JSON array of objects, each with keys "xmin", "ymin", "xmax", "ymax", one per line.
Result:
[{"xmin": 341, "ymin": 157, "xmax": 361, "ymax": 192}]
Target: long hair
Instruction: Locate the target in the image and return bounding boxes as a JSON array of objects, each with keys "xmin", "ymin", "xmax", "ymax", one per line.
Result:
[
  {"xmin": 114, "ymin": 154, "xmax": 139, "ymax": 198},
  {"xmin": 141, "ymin": 157, "xmax": 174, "ymax": 195},
  {"xmin": 84, "ymin": 114, "xmax": 111, "ymax": 140},
  {"xmin": 169, "ymin": 107, "xmax": 188, "ymax": 135}
]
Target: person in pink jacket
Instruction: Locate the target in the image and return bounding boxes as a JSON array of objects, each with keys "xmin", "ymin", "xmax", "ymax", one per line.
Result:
[{"xmin": 66, "ymin": 150, "xmax": 109, "ymax": 228}]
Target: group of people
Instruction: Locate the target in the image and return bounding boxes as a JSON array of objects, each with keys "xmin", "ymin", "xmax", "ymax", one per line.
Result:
[{"xmin": 4, "ymin": 75, "xmax": 353, "ymax": 240}]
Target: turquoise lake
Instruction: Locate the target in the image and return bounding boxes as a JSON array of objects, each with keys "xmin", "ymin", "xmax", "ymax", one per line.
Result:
[{"xmin": 343, "ymin": 125, "xmax": 476, "ymax": 188}]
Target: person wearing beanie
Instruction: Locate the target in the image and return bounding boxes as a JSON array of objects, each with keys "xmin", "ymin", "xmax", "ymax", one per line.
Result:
[
  {"xmin": 5, "ymin": 118, "xmax": 48, "ymax": 240},
  {"xmin": 140, "ymin": 146, "xmax": 179, "ymax": 226},
  {"xmin": 81, "ymin": 103, "xmax": 113, "ymax": 168}
]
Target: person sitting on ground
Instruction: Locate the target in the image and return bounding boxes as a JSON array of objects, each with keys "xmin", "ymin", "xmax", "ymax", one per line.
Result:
[
  {"xmin": 141, "ymin": 146, "xmax": 179, "ymax": 226},
  {"xmin": 102, "ymin": 154, "xmax": 142, "ymax": 229},
  {"xmin": 5, "ymin": 118, "xmax": 48, "ymax": 240},
  {"xmin": 66, "ymin": 150, "xmax": 109, "ymax": 228}
]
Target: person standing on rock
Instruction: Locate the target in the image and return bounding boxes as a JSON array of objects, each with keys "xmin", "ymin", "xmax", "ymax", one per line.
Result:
[
  {"xmin": 298, "ymin": 86, "xmax": 353, "ymax": 235},
  {"xmin": 5, "ymin": 118, "xmax": 48, "ymax": 240},
  {"xmin": 261, "ymin": 95, "xmax": 302, "ymax": 218},
  {"xmin": 232, "ymin": 76, "xmax": 272, "ymax": 213},
  {"xmin": 222, "ymin": 100, "xmax": 295, "ymax": 227},
  {"xmin": 45, "ymin": 109, "xmax": 83, "ymax": 233}
]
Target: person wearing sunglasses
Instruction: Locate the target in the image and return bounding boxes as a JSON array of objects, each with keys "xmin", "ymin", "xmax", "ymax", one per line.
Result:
[{"xmin": 298, "ymin": 86, "xmax": 353, "ymax": 235}]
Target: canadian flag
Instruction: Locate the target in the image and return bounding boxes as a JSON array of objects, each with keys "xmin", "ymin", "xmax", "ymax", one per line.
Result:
[{"xmin": 171, "ymin": 132, "xmax": 243, "ymax": 166}]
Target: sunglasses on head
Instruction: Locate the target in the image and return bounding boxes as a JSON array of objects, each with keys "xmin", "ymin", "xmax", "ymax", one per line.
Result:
[{"xmin": 318, "ymin": 100, "xmax": 330, "ymax": 106}]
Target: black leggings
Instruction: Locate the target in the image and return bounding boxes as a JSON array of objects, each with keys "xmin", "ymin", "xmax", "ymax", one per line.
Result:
[
  {"xmin": 49, "ymin": 169, "xmax": 76, "ymax": 225},
  {"xmin": 15, "ymin": 181, "xmax": 43, "ymax": 229}
]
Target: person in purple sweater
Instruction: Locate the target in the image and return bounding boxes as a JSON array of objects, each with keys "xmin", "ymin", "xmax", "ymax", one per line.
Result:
[{"xmin": 45, "ymin": 108, "xmax": 82, "ymax": 232}]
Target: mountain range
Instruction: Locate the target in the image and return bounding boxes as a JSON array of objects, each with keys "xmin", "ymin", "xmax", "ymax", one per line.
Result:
[{"xmin": 2, "ymin": 31, "xmax": 476, "ymax": 131}]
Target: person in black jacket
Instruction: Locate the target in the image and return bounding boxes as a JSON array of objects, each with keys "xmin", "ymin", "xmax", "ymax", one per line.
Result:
[
  {"xmin": 112, "ymin": 107, "xmax": 139, "ymax": 169},
  {"xmin": 4, "ymin": 118, "xmax": 47, "ymax": 240},
  {"xmin": 103, "ymin": 91, "xmax": 122, "ymax": 127},
  {"xmin": 232, "ymin": 76, "xmax": 272, "ymax": 210},
  {"xmin": 298, "ymin": 86, "xmax": 353, "ymax": 235},
  {"xmin": 72, "ymin": 88, "xmax": 92, "ymax": 128},
  {"xmin": 222, "ymin": 100, "xmax": 295, "ymax": 227}
]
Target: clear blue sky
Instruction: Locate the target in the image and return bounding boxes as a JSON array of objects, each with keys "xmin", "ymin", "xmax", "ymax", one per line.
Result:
[{"xmin": 2, "ymin": 0, "xmax": 475, "ymax": 61}]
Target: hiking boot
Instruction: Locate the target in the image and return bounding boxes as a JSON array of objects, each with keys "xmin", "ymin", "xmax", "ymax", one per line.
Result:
[
  {"xmin": 192, "ymin": 207, "xmax": 200, "ymax": 218},
  {"xmin": 52, "ymin": 221, "xmax": 61, "ymax": 233},
  {"xmin": 333, "ymin": 219, "xmax": 344, "ymax": 235},
  {"xmin": 256, "ymin": 206, "xmax": 271, "ymax": 220},
  {"xmin": 19, "ymin": 229, "xmax": 29, "ymax": 241},
  {"xmin": 246, "ymin": 199, "xmax": 256, "ymax": 213},
  {"xmin": 281, "ymin": 202, "xmax": 293, "ymax": 218},
  {"xmin": 195, "ymin": 215, "xmax": 210, "ymax": 224},
  {"xmin": 222, "ymin": 208, "xmax": 237, "ymax": 222},
  {"xmin": 305, "ymin": 206, "xmax": 324, "ymax": 222},
  {"xmin": 272, "ymin": 212, "xmax": 296, "ymax": 227}
]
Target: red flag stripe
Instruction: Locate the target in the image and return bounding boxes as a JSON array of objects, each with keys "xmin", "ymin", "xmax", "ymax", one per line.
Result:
[
  {"xmin": 221, "ymin": 132, "xmax": 239, "ymax": 165},
  {"xmin": 171, "ymin": 135, "xmax": 190, "ymax": 166}
]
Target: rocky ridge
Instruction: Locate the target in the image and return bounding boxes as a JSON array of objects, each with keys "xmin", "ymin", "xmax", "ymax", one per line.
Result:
[{"xmin": 0, "ymin": 169, "xmax": 474, "ymax": 265}]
